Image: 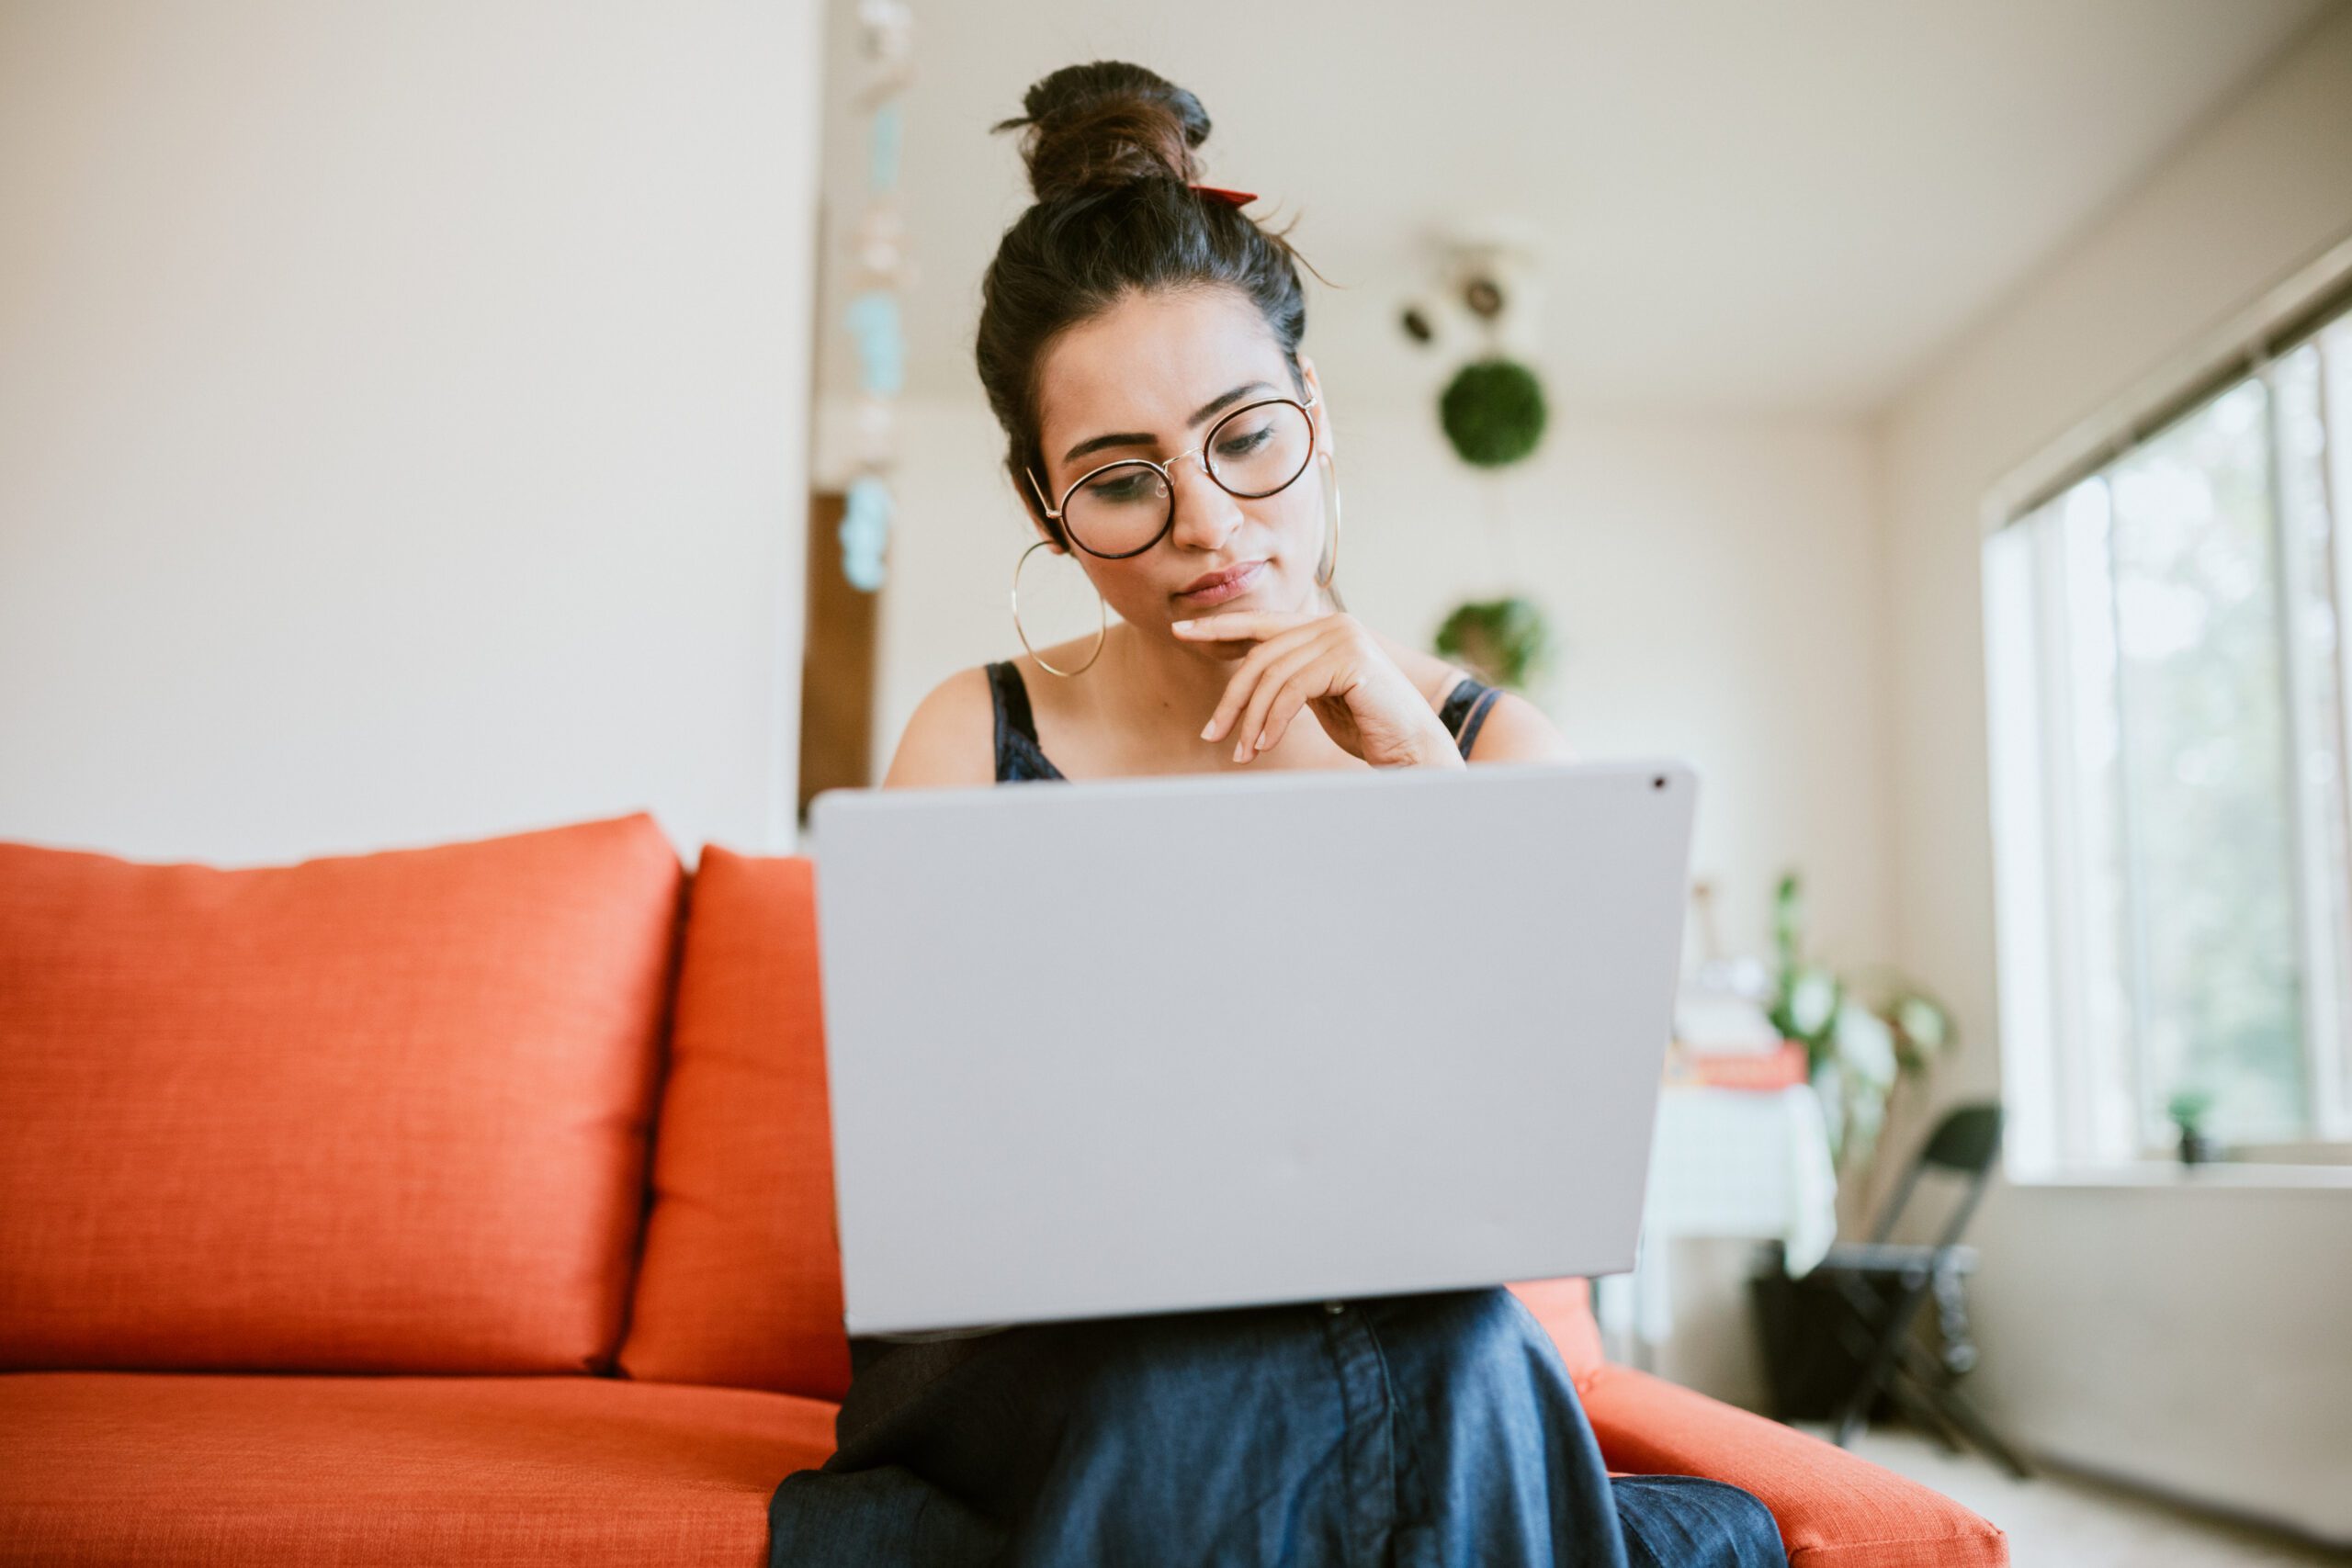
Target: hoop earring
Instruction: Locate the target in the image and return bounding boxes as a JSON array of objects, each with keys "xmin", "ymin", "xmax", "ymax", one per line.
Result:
[
  {"xmin": 1010, "ymin": 538, "xmax": 1107, "ymax": 677},
  {"xmin": 1315, "ymin": 450, "xmax": 1346, "ymax": 611}
]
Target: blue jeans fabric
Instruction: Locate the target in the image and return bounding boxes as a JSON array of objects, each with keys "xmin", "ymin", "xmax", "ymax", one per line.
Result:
[{"xmin": 768, "ymin": 1286, "xmax": 1783, "ymax": 1567}]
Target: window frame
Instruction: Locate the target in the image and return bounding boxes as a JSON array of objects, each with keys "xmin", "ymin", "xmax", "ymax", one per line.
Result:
[{"xmin": 1983, "ymin": 233, "xmax": 2352, "ymax": 1179}]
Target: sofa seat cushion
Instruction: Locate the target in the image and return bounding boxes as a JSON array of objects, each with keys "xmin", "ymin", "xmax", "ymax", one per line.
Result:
[
  {"xmin": 1580, "ymin": 1363, "xmax": 2009, "ymax": 1566},
  {"xmin": 0, "ymin": 813, "xmax": 684, "ymax": 1375},
  {"xmin": 0, "ymin": 1371, "xmax": 838, "ymax": 1567}
]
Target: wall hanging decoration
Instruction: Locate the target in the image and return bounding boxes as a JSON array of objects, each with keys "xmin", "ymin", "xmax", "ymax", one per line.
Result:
[
  {"xmin": 1439, "ymin": 357, "xmax": 1547, "ymax": 468},
  {"xmin": 1432, "ymin": 594, "xmax": 1551, "ymax": 692},
  {"xmin": 838, "ymin": 0, "xmax": 916, "ymax": 592},
  {"xmin": 1399, "ymin": 224, "xmax": 1558, "ymax": 685},
  {"xmin": 1397, "ymin": 226, "xmax": 1550, "ymax": 466}
]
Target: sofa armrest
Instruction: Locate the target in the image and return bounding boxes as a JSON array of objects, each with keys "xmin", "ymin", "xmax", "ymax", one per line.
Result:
[{"xmin": 1581, "ymin": 1364, "xmax": 2008, "ymax": 1568}]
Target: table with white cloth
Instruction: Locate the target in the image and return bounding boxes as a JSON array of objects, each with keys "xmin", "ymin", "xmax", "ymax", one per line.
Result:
[{"xmin": 1591, "ymin": 1082, "xmax": 1839, "ymax": 1364}]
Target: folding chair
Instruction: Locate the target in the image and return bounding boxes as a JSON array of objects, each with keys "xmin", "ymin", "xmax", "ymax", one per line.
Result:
[{"xmin": 1811, "ymin": 1101, "xmax": 2034, "ymax": 1478}]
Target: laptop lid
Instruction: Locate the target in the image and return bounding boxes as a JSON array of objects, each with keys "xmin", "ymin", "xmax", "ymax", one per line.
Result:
[{"xmin": 808, "ymin": 758, "xmax": 1697, "ymax": 1335}]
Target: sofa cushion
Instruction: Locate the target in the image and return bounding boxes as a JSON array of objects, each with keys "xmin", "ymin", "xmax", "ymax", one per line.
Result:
[
  {"xmin": 620, "ymin": 850, "xmax": 851, "ymax": 1401},
  {"xmin": 1581, "ymin": 1362, "xmax": 2010, "ymax": 1566},
  {"xmin": 1505, "ymin": 1275, "xmax": 1607, "ymax": 1393},
  {"xmin": 0, "ymin": 1371, "xmax": 835, "ymax": 1566},
  {"xmin": 0, "ymin": 813, "xmax": 684, "ymax": 1374}
]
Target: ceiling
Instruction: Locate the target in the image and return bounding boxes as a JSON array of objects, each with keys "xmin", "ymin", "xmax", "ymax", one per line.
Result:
[{"xmin": 815, "ymin": 0, "xmax": 2334, "ymax": 414}]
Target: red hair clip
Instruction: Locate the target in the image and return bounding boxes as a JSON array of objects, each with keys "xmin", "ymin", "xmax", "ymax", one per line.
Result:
[{"xmin": 1187, "ymin": 183, "xmax": 1258, "ymax": 208}]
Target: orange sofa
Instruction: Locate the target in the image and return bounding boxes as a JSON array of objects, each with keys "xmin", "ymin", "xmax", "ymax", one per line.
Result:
[{"xmin": 0, "ymin": 812, "xmax": 2007, "ymax": 1566}]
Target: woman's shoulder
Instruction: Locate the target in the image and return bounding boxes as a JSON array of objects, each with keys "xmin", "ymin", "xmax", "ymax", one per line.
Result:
[
  {"xmin": 1461, "ymin": 687, "xmax": 1574, "ymax": 762},
  {"xmin": 881, "ymin": 664, "xmax": 1001, "ymax": 788}
]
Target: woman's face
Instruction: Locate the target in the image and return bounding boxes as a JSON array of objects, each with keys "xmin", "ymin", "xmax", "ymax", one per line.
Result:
[{"xmin": 1029, "ymin": 287, "xmax": 1329, "ymax": 637}]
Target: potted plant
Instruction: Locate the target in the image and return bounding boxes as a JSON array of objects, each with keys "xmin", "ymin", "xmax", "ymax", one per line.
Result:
[
  {"xmin": 1765, "ymin": 871, "xmax": 1954, "ymax": 1180},
  {"xmin": 2166, "ymin": 1089, "xmax": 2217, "ymax": 1166},
  {"xmin": 1748, "ymin": 873, "xmax": 1960, "ymax": 1420}
]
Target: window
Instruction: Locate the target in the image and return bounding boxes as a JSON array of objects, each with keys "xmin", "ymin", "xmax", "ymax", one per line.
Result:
[{"xmin": 1985, "ymin": 300, "xmax": 2352, "ymax": 1168}]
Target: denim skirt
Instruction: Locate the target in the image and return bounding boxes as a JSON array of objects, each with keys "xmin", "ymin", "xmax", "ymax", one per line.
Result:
[{"xmin": 767, "ymin": 1286, "xmax": 1783, "ymax": 1567}]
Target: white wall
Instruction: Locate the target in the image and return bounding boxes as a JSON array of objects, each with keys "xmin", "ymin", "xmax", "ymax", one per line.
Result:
[
  {"xmin": 820, "ymin": 396, "xmax": 1893, "ymax": 970},
  {"xmin": 0, "ymin": 1, "xmax": 824, "ymax": 869},
  {"xmin": 1878, "ymin": 7, "xmax": 2352, "ymax": 1541}
]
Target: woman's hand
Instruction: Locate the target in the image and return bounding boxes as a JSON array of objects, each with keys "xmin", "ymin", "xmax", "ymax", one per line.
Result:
[{"xmin": 1172, "ymin": 609, "xmax": 1464, "ymax": 769}]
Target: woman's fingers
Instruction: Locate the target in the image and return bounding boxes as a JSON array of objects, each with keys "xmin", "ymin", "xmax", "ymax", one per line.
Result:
[
  {"xmin": 1199, "ymin": 623, "xmax": 1325, "ymax": 742},
  {"xmin": 1229, "ymin": 641, "xmax": 1331, "ymax": 761},
  {"xmin": 1251, "ymin": 673, "xmax": 1318, "ymax": 755},
  {"xmin": 1177, "ymin": 608, "xmax": 1430, "ymax": 766},
  {"xmin": 1170, "ymin": 609, "xmax": 1318, "ymax": 644}
]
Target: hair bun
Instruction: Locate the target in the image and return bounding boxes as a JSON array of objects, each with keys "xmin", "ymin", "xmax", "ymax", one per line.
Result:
[{"xmin": 993, "ymin": 61, "xmax": 1210, "ymax": 204}]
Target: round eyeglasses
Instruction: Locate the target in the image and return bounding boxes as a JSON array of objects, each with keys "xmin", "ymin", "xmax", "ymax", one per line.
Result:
[{"xmin": 1024, "ymin": 392, "xmax": 1319, "ymax": 559}]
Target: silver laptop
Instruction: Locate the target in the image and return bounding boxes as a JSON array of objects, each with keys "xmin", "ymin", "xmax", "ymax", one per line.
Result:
[{"xmin": 807, "ymin": 758, "xmax": 1697, "ymax": 1336}]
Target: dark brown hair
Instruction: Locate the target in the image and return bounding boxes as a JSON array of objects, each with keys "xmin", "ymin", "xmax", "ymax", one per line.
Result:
[{"xmin": 977, "ymin": 61, "xmax": 1324, "ymax": 546}]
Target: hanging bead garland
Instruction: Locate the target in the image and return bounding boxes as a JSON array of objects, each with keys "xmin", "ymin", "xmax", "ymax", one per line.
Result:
[{"xmin": 839, "ymin": 0, "xmax": 915, "ymax": 592}]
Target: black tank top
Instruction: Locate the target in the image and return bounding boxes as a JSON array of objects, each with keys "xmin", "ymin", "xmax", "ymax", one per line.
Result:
[{"xmin": 984, "ymin": 659, "xmax": 1501, "ymax": 782}]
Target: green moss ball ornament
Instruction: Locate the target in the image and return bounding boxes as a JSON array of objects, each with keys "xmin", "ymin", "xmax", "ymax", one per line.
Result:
[
  {"xmin": 1433, "ymin": 595, "xmax": 1553, "ymax": 691},
  {"xmin": 1439, "ymin": 357, "xmax": 1548, "ymax": 468}
]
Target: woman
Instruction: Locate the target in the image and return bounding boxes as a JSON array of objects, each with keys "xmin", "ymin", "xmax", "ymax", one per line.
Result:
[{"xmin": 768, "ymin": 61, "xmax": 1785, "ymax": 1568}]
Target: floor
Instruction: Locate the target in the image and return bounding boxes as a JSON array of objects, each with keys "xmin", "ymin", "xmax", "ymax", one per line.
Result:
[{"xmin": 1795, "ymin": 1421, "xmax": 2350, "ymax": 1567}]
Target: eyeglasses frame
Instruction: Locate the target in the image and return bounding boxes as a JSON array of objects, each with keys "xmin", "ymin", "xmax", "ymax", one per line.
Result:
[{"xmin": 1023, "ymin": 390, "xmax": 1321, "ymax": 560}]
